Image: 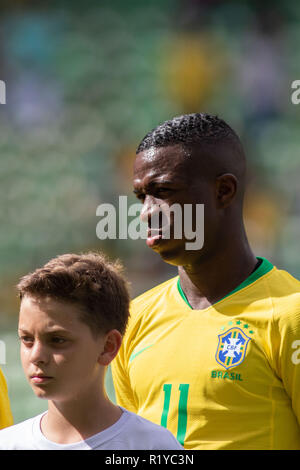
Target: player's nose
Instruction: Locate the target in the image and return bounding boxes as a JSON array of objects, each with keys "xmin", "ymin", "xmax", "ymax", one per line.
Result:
[
  {"xmin": 29, "ymin": 340, "xmax": 49, "ymax": 366},
  {"xmin": 140, "ymin": 195, "xmax": 161, "ymax": 224}
]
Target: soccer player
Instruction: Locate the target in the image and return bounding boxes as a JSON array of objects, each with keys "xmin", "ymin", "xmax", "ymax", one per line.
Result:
[
  {"xmin": 0, "ymin": 252, "xmax": 182, "ymax": 450},
  {"xmin": 112, "ymin": 113, "xmax": 300, "ymax": 450}
]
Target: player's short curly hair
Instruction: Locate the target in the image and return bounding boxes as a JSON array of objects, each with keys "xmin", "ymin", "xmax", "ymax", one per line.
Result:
[
  {"xmin": 17, "ymin": 252, "xmax": 130, "ymax": 336},
  {"xmin": 136, "ymin": 113, "xmax": 242, "ymax": 153}
]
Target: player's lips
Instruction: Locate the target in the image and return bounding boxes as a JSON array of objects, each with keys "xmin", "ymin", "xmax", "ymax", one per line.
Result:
[
  {"xmin": 146, "ymin": 226, "xmax": 172, "ymax": 247},
  {"xmin": 30, "ymin": 374, "xmax": 53, "ymax": 384},
  {"xmin": 146, "ymin": 232, "xmax": 162, "ymax": 247}
]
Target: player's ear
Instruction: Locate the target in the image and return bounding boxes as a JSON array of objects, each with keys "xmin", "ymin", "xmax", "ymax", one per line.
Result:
[
  {"xmin": 98, "ymin": 329, "xmax": 123, "ymax": 366},
  {"xmin": 215, "ymin": 173, "xmax": 237, "ymax": 208}
]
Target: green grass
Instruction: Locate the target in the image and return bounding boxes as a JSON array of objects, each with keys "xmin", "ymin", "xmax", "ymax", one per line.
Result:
[{"xmin": 1, "ymin": 329, "xmax": 116, "ymax": 424}]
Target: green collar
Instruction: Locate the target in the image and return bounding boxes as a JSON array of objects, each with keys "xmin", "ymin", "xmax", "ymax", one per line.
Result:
[{"xmin": 177, "ymin": 257, "xmax": 274, "ymax": 309}]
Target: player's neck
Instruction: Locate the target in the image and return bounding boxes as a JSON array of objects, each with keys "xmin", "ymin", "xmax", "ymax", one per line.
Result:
[
  {"xmin": 178, "ymin": 241, "xmax": 257, "ymax": 310},
  {"xmin": 41, "ymin": 384, "xmax": 122, "ymax": 444}
]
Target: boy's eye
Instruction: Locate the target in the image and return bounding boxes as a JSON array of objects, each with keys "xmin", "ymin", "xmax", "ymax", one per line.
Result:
[
  {"xmin": 19, "ymin": 335, "xmax": 33, "ymax": 343},
  {"xmin": 51, "ymin": 337, "xmax": 67, "ymax": 344}
]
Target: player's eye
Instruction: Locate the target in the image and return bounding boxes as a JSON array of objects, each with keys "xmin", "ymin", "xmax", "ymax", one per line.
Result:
[
  {"xmin": 154, "ymin": 188, "xmax": 172, "ymax": 198},
  {"xmin": 156, "ymin": 188, "xmax": 169, "ymax": 194},
  {"xmin": 50, "ymin": 336, "xmax": 67, "ymax": 345},
  {"xmin": 19, "ymin": 335, "xmax": 34, "ymax": 345}
]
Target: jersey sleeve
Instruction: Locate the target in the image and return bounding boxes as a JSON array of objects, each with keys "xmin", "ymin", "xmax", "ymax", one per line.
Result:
[
  {"xmin": 0, "ymin": 368, "xmax": 13, "ymax": 429},
  {"xmin": 271, "ymin": 306, "xmax": 300, "ymax": 425},
  {"xmin": 111, "ymin": 339, "xmax": 137, "ymax": 414}
]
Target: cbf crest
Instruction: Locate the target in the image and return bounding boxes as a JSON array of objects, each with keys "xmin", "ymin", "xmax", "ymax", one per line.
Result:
[{"xmin": 215, "ymin": 327, "xmax": 251, "ymax": 370}]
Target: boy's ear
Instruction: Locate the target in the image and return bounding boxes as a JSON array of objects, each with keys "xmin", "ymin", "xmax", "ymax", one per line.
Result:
[{"xmin": 98, "ymin": 329, "xmax": 123, "ymax": 366}]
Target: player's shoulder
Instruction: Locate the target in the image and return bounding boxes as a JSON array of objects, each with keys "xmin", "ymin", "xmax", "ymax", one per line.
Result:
[
  {"xmin": 266, "ymin": 265, "xmax": 300, "ymax": 320},
  {"xmin": 130, "ymin": 276, "xmax": 178, "ymax": 315},
  {"xmin": 125, "ymin": 276, "xmax": 178, "ymax": 334},
  {"xmin": 121, "ymin": 408, "xmax": 183, "ymax": 450},
  {"xmin": 266, "ymin": 265, "xmax": 300, "ymax": 298}
]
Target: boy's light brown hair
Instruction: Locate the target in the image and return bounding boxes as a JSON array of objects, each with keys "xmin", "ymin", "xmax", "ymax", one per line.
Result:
[{"xmin": 17, "ymin": 252, "xmax": 130, "ymax": 336}]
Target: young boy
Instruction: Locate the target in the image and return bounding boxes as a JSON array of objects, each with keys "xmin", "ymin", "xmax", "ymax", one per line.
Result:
[{"xmin": 0, "ymin": 252, "xmax": 182, "ymax": 450}]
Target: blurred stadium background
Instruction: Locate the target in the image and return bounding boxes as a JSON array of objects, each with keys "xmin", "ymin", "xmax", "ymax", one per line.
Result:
[{"xmin": 0, "ymin": 0, "xmax": 300, "ymax": 423}]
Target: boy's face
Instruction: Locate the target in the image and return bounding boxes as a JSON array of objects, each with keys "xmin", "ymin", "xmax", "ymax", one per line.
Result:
[{"xmin": 18, "ymin": 295, "xmax": 107, "ymax": 402}]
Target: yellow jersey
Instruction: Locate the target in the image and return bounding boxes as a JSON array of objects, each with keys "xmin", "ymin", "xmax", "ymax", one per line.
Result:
[
  {"xmin": 0, "ymin": 368, "xmax": 13, "ymax": 429},
  {"xmin": 112, "ymin": 258, "xmax": 300, "ymax": 449}
]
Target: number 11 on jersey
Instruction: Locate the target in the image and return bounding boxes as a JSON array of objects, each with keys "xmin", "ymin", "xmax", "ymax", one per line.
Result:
[{"xmin": 160, "ymin": 383, "xmax": 189, "ymax": 446}]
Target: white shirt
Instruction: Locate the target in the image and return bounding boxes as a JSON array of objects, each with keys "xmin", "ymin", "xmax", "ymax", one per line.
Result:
[{"xmin": 0, "ymin": 407, "xmax": 183, "ymax": 450}]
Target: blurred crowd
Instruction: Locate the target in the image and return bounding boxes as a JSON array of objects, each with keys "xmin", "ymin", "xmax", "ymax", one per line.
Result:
[{"xmin": 0, "ymin": 0, "xmax": 299, "ymax": 322}]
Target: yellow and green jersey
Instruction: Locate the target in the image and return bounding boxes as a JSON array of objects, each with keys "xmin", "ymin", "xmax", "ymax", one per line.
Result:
[
  {"xmin": 0, "ymin": 368, "xmax": 13, "ymax": 429},
  {"xmin": 112, "ymin": 257, "xmax": 300, "ymax": 450}
]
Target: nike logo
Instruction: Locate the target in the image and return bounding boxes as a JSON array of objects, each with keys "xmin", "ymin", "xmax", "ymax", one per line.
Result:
[{"xmin": 129, "ymin": 344, "xmax": 155, "ymax": 363}]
